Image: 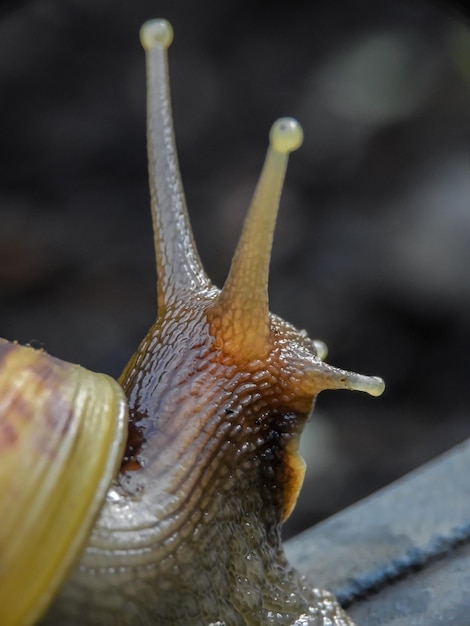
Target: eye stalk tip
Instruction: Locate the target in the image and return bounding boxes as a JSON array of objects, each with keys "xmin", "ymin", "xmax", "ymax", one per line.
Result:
[
  {"xmin": 365, "ymin": 376, "xmax": 386, "ymax": 397},
  {"xmin": 270, "ymin": 117, "xmax": 303, "ymax": 154},
  {"xmin": 348, "ymin": 374, "xmax": 385, "ymax": 397},
  {"xmin": 140, "ymin": 19, "xmax": 174, "ymax": 51}
]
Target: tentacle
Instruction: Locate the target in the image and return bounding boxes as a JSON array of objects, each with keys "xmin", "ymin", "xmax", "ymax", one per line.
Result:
[
  {"xmin": 209, "ymin": 118, "xmax": 303, "ymax": 360},
  {"xmin": 141, "ymin": 20, "xmax": 211, "ymax": 309}
]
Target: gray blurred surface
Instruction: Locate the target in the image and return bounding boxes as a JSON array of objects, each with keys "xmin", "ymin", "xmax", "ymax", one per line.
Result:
[{"xmin": 286, "ymin": 438, "xmax": 470, "ymax": 624}]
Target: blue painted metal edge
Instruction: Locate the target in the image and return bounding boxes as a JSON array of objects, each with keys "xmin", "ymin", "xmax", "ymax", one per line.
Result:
[{"xmin": 285, "ymin": 438, "xmax": 470, "ymax": 625}]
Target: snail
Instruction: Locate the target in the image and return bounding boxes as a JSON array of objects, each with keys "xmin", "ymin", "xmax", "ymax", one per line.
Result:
[{"xmin": 0, "ymin": 18, "xmax": 385, "ymax": 626}]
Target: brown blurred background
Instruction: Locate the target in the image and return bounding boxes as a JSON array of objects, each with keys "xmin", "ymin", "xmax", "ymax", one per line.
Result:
[{"xmin": 0, "ymin": 0, "xmax": 469, "ymax": 539}]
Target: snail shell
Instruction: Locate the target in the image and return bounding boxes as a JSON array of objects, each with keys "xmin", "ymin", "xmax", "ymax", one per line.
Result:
[{"xmin": 0, "ymin": 339, "xmax": 127, "ymax": 626}]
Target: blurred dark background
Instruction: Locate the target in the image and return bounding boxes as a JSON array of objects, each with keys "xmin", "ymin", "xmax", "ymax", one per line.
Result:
[{"xmin": 0, "ymin": 0, "xmax": 469, "ymax": 538}]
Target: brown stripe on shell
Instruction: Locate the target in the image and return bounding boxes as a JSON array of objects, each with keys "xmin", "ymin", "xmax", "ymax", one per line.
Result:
[
  {"xmin": 0, "ymin": 419, "xmax": 17, "ymax": 448},
  {"xmin": 28, "ymin": 355, "xmax": 76, "ymax": 435},
  {"xmin": 0, "ymin": 340, "xmax": 78, "ymax": 458}
]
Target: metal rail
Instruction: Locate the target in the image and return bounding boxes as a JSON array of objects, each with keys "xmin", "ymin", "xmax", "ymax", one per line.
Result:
[{"xmin": 285, "ymin": 438, "xmax": 470, "ymax": 625}]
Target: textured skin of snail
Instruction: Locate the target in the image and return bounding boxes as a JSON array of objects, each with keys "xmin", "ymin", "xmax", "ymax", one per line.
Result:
[
  {"xmin": 43, "ymin": 303, "xmax": 360, "ymax": 626},
  {"xmin": 1, "ymin": 18, "xmax": 385, "ymax": 626}
]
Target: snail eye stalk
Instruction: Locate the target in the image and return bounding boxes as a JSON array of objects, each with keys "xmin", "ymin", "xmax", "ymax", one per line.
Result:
[
  {"xmin": 208, "ymin": 118, "xmax": 303, "ymax": 361},
  {"xmin": 140, "ymin": 19, "xmax": 210, "ymax": 310}
]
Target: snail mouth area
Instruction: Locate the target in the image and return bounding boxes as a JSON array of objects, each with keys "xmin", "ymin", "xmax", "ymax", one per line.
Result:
[{"xmin": 233, "ymin": 406, "xmax": 309, "ymax": 523}]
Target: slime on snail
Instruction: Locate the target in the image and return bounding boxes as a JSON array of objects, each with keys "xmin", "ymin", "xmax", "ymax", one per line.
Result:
[{"xmin": 0, "ymin": 18, "xmax": 384, "ymax": 626}]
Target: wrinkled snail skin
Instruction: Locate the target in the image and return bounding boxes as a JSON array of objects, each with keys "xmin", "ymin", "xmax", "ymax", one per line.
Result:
[
  {"xmin": 43, "ymin": 305, "xmax": 357, "ymax": 626},
  {"xmin": 0, "ymin": 18, "xmax": 385, "ymax": 626}
]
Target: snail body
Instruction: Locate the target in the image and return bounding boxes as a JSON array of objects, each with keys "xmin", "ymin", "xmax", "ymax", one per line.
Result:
[{"xmin": 0, "ymin": 19, "xmax": 384, "ymax": 626}]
